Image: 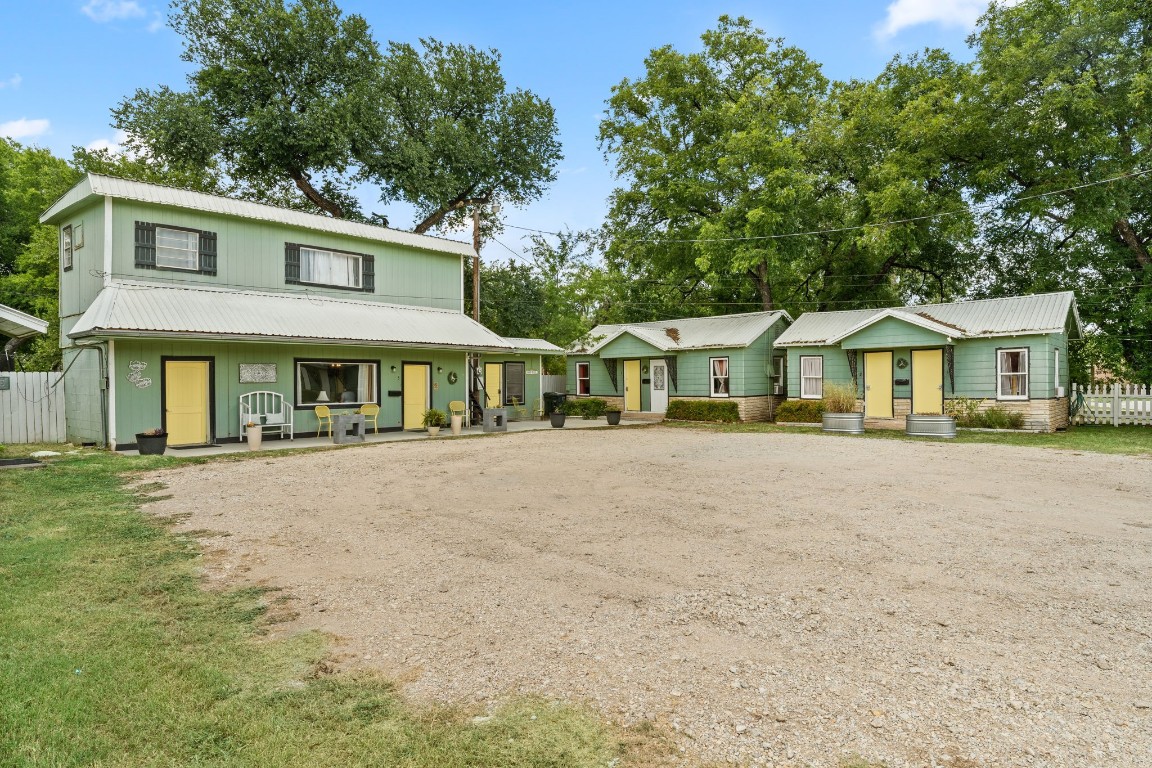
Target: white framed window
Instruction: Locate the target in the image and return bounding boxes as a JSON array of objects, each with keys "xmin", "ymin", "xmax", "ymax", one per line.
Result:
[
  {"xmin": 155, "ymin": 226, "xmax": 200, "ymax": 270},
  {"xmin": 800, "ymin": 355, "xmax": 823, "ymax": 399},
  {"xmin": 576, "ymin": 361, "xmax": 590, "ymax": 395},
  {"xmin": 300, "ymin": 246, "xmax": 362, "ymax": 289},
  {"xmin": 295, "ymin": 360, "xmax": 377, "ymax": 406},
  {"xmin": 772, "ymin": 355, "xmax": 786, "ymax": 393},
  {"xmin": 61, "ymin": 225, "xmax": 73, "ymax": 271},
  {"xmin": 709, "ymin": 357, "xmax": 730, "ymax": 398},
  {"xmin": 997, "ymin": 348, "xmax": 1029, "ymax": 400}
]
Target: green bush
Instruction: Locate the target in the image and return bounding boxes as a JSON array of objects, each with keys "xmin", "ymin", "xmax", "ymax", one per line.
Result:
[
  {"xmin": 775, "ymin": 399, "xmax": 825, "ymax": 423},
  {"xmin": 560, "ymin": 398, "xmax": 607, "ymax": 418},
  {"xmin": 665, "ymin": 400, "xmax": 741, "ymax": 423},
  {"xmin": 979, "ymin": 406, "xmax": 1025, "ymax": 429},
  {"xmin": 821, "ymin": 383, "xmax": 859, "ymax": 413},
  {"xmin": 945, "ymin": 398, "xmax": 1025, "ymax": 429}
]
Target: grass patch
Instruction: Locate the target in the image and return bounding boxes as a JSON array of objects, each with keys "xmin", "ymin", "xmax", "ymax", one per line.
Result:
[
  {"xmin": 668, "ymin": 421, "xmax": 1152, "ymax": 456},
  {"xmin": 0, "ymin": 451, "xmax": 626, "ymax": 767}
]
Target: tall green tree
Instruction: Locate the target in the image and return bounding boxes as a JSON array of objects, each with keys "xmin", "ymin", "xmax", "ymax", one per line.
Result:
[
  {"xmin": 365, "ymin": 40, "xmax": 562, "ymax": 235},
  {"xmin": 965, "ymin": 0, "xmax": 1152, "ymax": 381}
]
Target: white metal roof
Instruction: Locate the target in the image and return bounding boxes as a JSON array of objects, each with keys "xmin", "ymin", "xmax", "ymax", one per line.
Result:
[
  {"xmin": 40, "ymin": 174, "xmax": 475, "ymax": 258},
  {"xmin": 0, "ymin": 303, "xmax": 48, "ymax": 340},
  {"xmin": 69, "ymin": 282, "xmax": 513, "ymax": 351},
  {"xmin": 775, "ymin": 292, "xmax": 1081, "ymax": 346},
  {"xmin": 502, "ymin": 337, "xmax": 565, "ymax": 354},
  {"xmin": 573, "ymin": 310, "xmax": 792, "ymax": 354}
]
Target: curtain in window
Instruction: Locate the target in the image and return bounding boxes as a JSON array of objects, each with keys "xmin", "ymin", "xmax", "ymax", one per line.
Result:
[
  {"xmin": 801, "ymin": 356, "xmax": 823, "ymax": 398},
  {"xmin": 301, "ymin": 248, "xmax": 361, "ymax": 288},
  {"xmin": 357, "ymin": 365, "xmax": 370, "ymax": 402},
  {"xmin": 999, "ymin": 350, "xmax": 1028, "ymax": 397},
  {"xmin": 711, "ymin": 358, "xmax": 729, "ymax": 396}
]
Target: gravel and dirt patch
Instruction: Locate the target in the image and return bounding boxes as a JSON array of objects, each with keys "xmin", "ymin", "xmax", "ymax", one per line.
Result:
[{"xmin": 142, "ymin": 427, "xmax": 1152, "ymax": 767}]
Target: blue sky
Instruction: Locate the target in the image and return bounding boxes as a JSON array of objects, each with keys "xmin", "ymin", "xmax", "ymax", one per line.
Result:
[{"xmin": 1, "ymin": 0, "xmax": 998, "ymax": 259}]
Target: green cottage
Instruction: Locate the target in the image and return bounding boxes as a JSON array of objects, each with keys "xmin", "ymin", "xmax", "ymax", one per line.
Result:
[
  {"xmin": 566, "ymin": 311, "xmax": 792, "ymax": 420},
  {"xmin": 479, "ymin": 337, "xmax": 564, "ymax": 418},
  {"xmin": 773, "ymin": 292, "xmax": 1082, "ymax": 432},
  {"xmin": 41, "ymin": 174, "xmax": 523, "ymax": 449}
]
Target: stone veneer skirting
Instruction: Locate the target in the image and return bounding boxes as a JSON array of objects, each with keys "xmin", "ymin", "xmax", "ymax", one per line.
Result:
[{"xmin": 862, "ymin": 397, "xmax": 1069, "ymax": 433}]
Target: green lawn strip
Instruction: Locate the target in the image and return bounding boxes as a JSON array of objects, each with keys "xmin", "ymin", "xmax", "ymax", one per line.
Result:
[
  {"xmin": 0, "ymin": 453, "xmax": 621, "ymax": 767},
  {"xmin": 663, "ymin": 421, "xmax": 1152, "ymax": 456}
]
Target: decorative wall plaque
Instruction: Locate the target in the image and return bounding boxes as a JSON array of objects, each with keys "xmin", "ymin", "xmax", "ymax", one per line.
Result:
[
  {"xmin": 239, "ymin": 363, "xmax": 277, "ymax": 383},
  {"xmin": 126, "ymin": 360, "xmax": 152, "ymax": 389}
]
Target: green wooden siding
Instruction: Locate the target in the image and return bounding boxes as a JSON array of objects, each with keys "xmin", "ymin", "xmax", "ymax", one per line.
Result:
[
  {"xmin": 839, "ymin": 316, "xmax": 951, "ymax": 350},
  {"xmin": 108, "ymin": 201, "xmax": 462, "ymax": 310},
  {"xmin": 566, "ymin": 356, "xmax": 619, "ymax": 397},
  {"xmin": 598, "ymin": 333, "xmax": 666, "ymax": 359},
  {"xmin": 57, "ymin": 200, "xmax": 106, "ymax": 347},
  {"xmin": 786, "ymin": 332, "xmax": 1065, "ymax": 401},
  {"xmin": 110, "ymin": 340, "xmax": 471, "ymax": 443}
]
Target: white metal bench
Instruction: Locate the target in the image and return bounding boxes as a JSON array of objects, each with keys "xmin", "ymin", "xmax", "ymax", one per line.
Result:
[{"xmin": 240, "ymin": 391, "xmax": 294, "ymax": 442}]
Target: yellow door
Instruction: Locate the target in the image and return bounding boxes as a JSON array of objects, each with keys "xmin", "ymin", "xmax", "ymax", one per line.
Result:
[
  {"xmin": 624, "ymin": 360, "xmax": 641, "ymax": 412},
  {"xmin": 402, "ymin": 364, "xmax": 429, "ymax": 430},
  {"xmin": 863, "ymin": 351, "xmax": 893, "ymax": 418},
  {"xmin": 485, "ymin": 363, "xmax": 503, "ymax": 408},
  {"xmin": 165, "ymin": 360, "xmax": 209, "ymax": 446},
  {"xmin": 912, "ymin": 349, "xmax": 944, "ymax": 415}
]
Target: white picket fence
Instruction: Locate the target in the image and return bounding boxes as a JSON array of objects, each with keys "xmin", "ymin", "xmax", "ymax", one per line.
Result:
[
  {"xmin": 1071, "ymin": 383, "xmax": 1152, "ymax": 426},
  {"xmin": 0, "ymin": 372, "xmax": 67, "ymax": 443}
]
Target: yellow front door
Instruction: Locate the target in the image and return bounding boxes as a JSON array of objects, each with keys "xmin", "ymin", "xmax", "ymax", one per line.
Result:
[
  {"xmin": 402, "ymin": 364, "xmax": 429, "ymax": 430},
  {"xmin": 624, "ymin": 360, "xmax": 641, "ymax": 412},
  {"xmin": 165, "ymin": 360, "xmax": 210, "ymax": 446},
  {"xmin": 485, "ymin": 363, "xmax": 503, "ymax": 408},
  {"xmin": 912, "ymin": 349, "xmax": 944, "ymax": 415},
  {"xmin": 863, "ymin": 351, "xmax": 893, "ymax": 418}
]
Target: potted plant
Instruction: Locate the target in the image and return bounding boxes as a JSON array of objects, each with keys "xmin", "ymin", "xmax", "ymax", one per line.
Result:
[
  {"xmin": 422, "ymin": 408, "xmax": 447, "ymax": 436},
  {"xmin": 245, "ymin": 421, "xmax": 263, "ymax": 450},
  {"xmin": 135, "ymin": 427, "xmax": 168, "ymax": 455},
  {"xmin": 820, "ymin": 384, "xmax": 864, "ymax": 434},
  {"xmin": 604, "ymin": 407, "xmax": 622, "ymax": 425},
  {"xmin": 553, "ymin": 400, "xmax": 579, "ymax": 428}
]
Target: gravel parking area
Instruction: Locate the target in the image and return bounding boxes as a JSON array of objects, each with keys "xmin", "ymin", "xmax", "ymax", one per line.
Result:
[{"xmin": 143, "ymin": 427, "xmax": 1152, "ymax": 767}]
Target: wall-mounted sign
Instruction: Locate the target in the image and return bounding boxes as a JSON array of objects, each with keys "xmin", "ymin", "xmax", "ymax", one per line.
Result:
[
  {"xmin": 127, "ymin": 360, "xmax": 152, "ymax": 389},
  {"xmin": 239, "ymin": 363, "xmax": 277, "ymax": 383}
]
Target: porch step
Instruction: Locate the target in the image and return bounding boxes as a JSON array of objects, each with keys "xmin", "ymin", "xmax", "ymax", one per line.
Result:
[{"xmin": 624, "ymin": 411, "xmax": 665, "ymax": 423}]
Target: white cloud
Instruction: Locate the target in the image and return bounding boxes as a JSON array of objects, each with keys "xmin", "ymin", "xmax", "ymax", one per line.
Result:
[
  {"xmin": 1, "ymin": 118, "xmax": 51, "ymax": 140},
  {"xmin": 875, "ymin": 0, "xmax": 1020, "ymax": 40},
  {"xmin": 0, "ymin": 74, "xmax": 21, "ymax": 90},
  {"xmin": 147, "ymin": 12, "xmax": 164, "ymax": 33},
  {"xmin": 86, "ymin": 129, "xmax": 131, "ymax": 154},
  {"xmin": 81, "ymin": 0, "xmax": 146, "ymax": 22}
]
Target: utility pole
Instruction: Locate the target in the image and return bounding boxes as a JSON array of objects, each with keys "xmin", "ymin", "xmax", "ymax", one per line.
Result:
[{"xmin": 472, "ymin": 206, "xmax": 481, "ymax": 321}]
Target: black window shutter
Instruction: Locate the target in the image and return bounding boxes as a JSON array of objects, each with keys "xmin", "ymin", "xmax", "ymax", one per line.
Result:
[
  {"xmin": 134, "ymin": 221, "xmax": 156, "ymax": 269},
  {"xmin": 198, "ymin": 230, "xmax": 218, "ymax": 274},
  {"xmin": 285, "ymin": 243, "xmax": 300, "ymax": 284},
  {"xmin": 362, "ymin": 254, "xmax": 375, "ymax": 292}
]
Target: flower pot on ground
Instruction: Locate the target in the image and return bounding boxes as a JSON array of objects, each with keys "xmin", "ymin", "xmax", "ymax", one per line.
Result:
[
  {"xmin": 245, "ymin": 423, "xmax": 263, "ymax": 450},
  {"xmin": 549, "ymin": 412, "xmax": 566, "ymax": 428},
  {"xmin": 135, "ymin": 428, "xmax": 167, "ymax": 456},
  {"xmin": 450, "ymin": 413, "xmax": 463, "ymax": 436},
  {"xmin": 820, "ymin": 383, "xmax": 864, "ymax": 434},
  {"xmin": 905, "ymin": 414, "xmax": 957, "ymax": 438},
  {"xmin": 605, "ymin": 410, "xmax": 622, "ymax": 425},
  {"xmin": 422, "ymin": 408, "xmax": 447, "ymax": 436}
]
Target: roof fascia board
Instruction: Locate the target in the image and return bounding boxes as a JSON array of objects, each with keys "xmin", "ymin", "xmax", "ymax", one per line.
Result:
[
  {"xmin": 0, "ymin": 304, "xmax": 49, "ymax": 337},
  {"xmin": 67, "ymin": 328, "xmax": 513, "ymax": 351},
  {"xmin": 827, "ymin": 309, "xmax": 961, "ymax": 344}
]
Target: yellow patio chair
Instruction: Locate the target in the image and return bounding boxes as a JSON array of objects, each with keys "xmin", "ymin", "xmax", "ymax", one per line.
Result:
[
  {"xmin": 314, "ymin": 405, "xmax": 333, "ymax": 438},
  {"xmin": 358, "ymin": 403, "xmax": 380, "ymax": 434}
]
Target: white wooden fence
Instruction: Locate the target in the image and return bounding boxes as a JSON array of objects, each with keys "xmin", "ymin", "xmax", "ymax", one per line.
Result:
[
  {"xmin": 540, "ymin": 374, "xmax": 567, "ymax": 394},
  {"xmin": 1071, "ymin": 383, "xmax": 1152, "ymax": 426},
  {"xmin": 0, "ymin": 372, "xmax": 67, "ymax": 443}
]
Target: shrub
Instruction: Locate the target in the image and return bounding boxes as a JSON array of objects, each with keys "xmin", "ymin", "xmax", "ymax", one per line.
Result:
[
  {"xmin": 945, "ymin": 398, "xmax": 1025, "ymax": 429},
  {"xmin": 665, "ymin": 400, "xmax": 740, "ymax": 423},
  {"xmin": 421, "ymin": 408, "xmax": 447, "ymax": 428},
  {"xmin": 775, "ymin": 399, "xmax": 824, "ymax": 423},
  {"xmin": 822, "ymin": 383, "xmax": 859, "ymax": 413},
  {"xmin": 560, "ymin": 398, "xmax": 607, "ymax": 419},
  {"xmin": 944, "ymin": 396, "xmax": 981, "ymax": 424},
  {"xmin": 979, "ymin": 406, "xmax": 1025, "ymax": 430}
]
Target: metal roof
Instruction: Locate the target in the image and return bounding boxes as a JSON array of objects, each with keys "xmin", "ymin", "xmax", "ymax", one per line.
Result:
[
  {"xmin": 574, "ymin": 311, "xmax": 792, "ymax": 354},
  {"xmin": 775, "ymin": 292, "xmax": 1081, "ymax": 346},
  {"xmin": 0, "ymin": 303, "xmax": 48, "ymax": 340},
  {"xmin": 69, "ymin": 282, "xmax": 514, "ymax": 351},
  {"xmin": 502, "ymin": 337, "xmax": 565, "ymax": 354},
  {"xmin": 40, "ymin": 174, "xmax": 475, "ymax": 258}
]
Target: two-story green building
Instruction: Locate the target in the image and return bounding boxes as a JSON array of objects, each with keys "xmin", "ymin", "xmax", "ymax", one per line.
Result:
[{"xmin": 42, "ymin": 174, "xmax": 524, "ymax": 449}]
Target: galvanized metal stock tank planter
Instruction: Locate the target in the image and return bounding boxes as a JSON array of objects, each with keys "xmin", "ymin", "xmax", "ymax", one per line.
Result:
[
  {"xmin": 821, "ymin": 412, "xmax": 865, "ymax": 434},
  {"xmin": 905, "ymin": 414, "xmax": 957, "ymax": 438}
]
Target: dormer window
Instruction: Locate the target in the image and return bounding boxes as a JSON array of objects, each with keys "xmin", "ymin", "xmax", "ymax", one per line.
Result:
[
  {"xmin": 284, "ymin": 243, "xmax": 375, "ymax": 292},
  {"xmin": 134, "ymin": 221, "xmax": 217, "ymax": 275}
]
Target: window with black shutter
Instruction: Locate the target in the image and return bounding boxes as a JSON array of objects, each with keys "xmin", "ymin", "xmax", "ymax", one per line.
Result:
[
  {"xmin": 135, "ymin": 221, "xmax": 217, "ymax": 274},
  {"xmin": 286, "ymin": 242, "xmax": 375, "ymax": 292}
]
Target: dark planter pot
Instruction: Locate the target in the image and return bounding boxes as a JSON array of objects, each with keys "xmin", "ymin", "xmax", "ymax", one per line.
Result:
[
  {"xmin": 905, "ymin": 414, "xmax": 957, "ymax": 438},
  {"xmin": 549, "ymin": 412, "xmax": 566, "ymax": 428},
  {"xmin": 135, "ymin": 432, "xmax": 168, "ymax": 455},
  {"xmin": 821, "ymin": 413, "xmax": 865, "ymax": 434},
  {"xmin": 605, "ymin": 410, "xmax": 622, "ymax": 425}
]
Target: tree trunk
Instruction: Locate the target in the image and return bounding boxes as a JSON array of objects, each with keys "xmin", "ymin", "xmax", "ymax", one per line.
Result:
[
  {"xmin": 749, "ymin": 262, "xmax": 774, "ymax": 310},
  {"xmin": 414, "ymin": 193, "xmax": 489, "ymax": 235},
  {"xmin": 1113, "ymin": 218, "xmax": 1151, "ymax": 269},
  {"xmin": 290, "ymin": 170, "xmax": 345, "ymax": 218}
]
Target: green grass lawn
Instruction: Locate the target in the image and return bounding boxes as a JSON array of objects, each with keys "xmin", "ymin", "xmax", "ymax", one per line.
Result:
[
  {"xmin": 664, "ymin": 421, "xmax": 1152, "ymax": 456},
  {"xmin": 0, "ymin": 449, "xmax": 632, "ymax": 767}
]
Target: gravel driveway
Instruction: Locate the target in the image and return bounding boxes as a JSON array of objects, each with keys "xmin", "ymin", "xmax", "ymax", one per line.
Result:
[{"xmin": 143, "ymin": 427, "xmax": 1152, "ymax": 767}]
